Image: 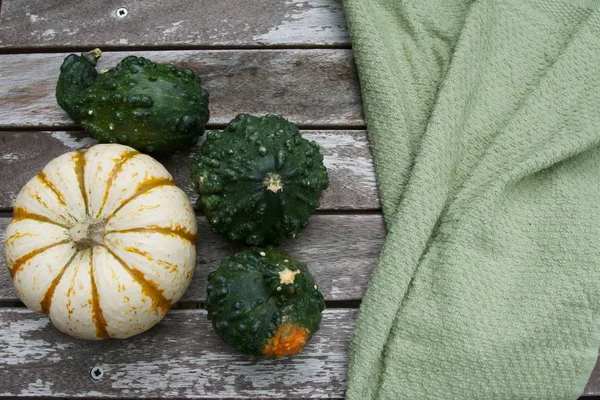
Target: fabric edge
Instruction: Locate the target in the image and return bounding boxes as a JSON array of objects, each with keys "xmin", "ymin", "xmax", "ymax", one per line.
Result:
[{"xmin": 572, "ymin": 328, "xmax": 600, "ymax": 397}]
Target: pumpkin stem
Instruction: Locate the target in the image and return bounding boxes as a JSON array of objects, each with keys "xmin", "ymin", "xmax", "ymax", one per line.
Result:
[
  {"xmin": 264, "ymin": 173, "xmax": 283, "ymax": 193},
  {"xmin": 69, "ymin": 218, "xmax": 106, "ymax": 248}
]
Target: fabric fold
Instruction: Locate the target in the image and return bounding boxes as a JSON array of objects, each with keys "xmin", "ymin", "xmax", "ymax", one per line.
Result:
[{"xmin": 343, "ymin": 0, "xmax": 600, "ymax": 398}]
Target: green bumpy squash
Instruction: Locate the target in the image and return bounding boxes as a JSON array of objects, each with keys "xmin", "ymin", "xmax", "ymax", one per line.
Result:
[
  {"xmin": 56, "ymin": 49, "xmax": 210, "ymax": 155},
  {"xmin": 191, "ymin": 114, "xmax": 329, "ymax": 245},
  {"xmin": 205, "ymin": 247, "xmax": 325, "ymax": 358}
]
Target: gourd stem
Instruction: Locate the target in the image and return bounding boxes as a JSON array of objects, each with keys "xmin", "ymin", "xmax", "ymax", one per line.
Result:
[
  {"xmin": 83, "ymin": 48, "xmax": 102, "ymax": 66},
  {"xmin": 264, "ymin": 173, "xmax": 283, "ymax": 193},
  {"xmin": 69, "ymin": 218, "xmax": 106, "ymax": 248}
]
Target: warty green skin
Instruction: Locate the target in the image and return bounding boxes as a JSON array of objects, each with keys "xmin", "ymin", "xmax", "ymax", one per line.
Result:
[
  {"xmin": 205, "ymin": 247, "xmax": 325, "ymax": 357},
  {"xmin": 191, "ymin": 114, "xmax": 329, "ymax": 245},
  {"xmin": 56, "ymin": 50, "xmax": 210, "ymax": 155}
]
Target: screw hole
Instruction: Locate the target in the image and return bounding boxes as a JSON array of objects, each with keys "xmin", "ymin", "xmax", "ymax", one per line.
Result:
[
  {"xmin": 116, "ymin": 7, "xmax": 128, "ymax": 18},
  {"xmin": 90, "ymin": 366, "xmax": 104, "ymax": 380}
]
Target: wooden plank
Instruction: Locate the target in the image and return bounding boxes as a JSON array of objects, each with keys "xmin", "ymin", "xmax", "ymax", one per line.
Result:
[
  {"xmin": 0, "ymin": 214, "xmax": 385, "ymax": 302},
  {"xmin": 585, "ymin": 359, "xmax": 600, "ymax": 396},
  {"xmin": 0, "ymin": 50, "xmax": 363, "ymax": 129},
  {"xmin": 0, "ymin": 130, "xmax": 379, "ymax": 210},
  {"xmin": 0, "ymin": 308, "xmax": 354, "ymax": 398},
  {"xmin": 1, "ymin": 308, "xmax": 598, "ymax": 398},
  {"xmin": 0, "ymin": 0, "xmax": 349, "ymax": 49}
]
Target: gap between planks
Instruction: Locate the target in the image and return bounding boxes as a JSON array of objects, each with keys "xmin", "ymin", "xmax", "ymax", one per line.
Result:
[
  {"xmin": 0, "ymin": 43, "xmax": 353, "ymax": 56},
  {"xmin": 0, "ymin": 209, "xmax": 383, "ymax": 217},
  {"xmin": 0, "ymin": 299, "xmax": 362, "ymax": 309},
  {"xmin": 0, "ymin": 124, "xmax": 367, "ymax": 132}
]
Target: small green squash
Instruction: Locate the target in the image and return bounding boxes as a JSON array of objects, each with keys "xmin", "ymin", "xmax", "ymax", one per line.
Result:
[
  {"xmin": 205, "ymin": 247, "xmax": 325, "ymax": 358},
  {"xmin": 56, "ymin": 49, "xmax": 210, "ymax": 155},
  {"xmin": 191, "ymin": 114, "xmax": 329, "ymax": 245}
]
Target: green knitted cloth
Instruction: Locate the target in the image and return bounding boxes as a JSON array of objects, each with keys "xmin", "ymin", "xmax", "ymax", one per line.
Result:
[{"xmin": 342, "ymin": 0, "xmax": 600, "ymax": 398}]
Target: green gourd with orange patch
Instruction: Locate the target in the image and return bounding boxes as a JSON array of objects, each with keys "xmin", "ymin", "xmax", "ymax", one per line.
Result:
[{"xmin": 205, "ymin": 247, "xmax": 325, "ymax": 358}]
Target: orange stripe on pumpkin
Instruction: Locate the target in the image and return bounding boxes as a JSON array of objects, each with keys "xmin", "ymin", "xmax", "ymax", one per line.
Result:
[
  {"xmin": 123, "ymin": 246, "xmax": 155, "ymax": 262},
  {"xmin": 4, "ymin": 231, "xmax": 36, "ymax": 246},
  {"xmin": 106, "ymin": 225, "xmax": 197, "ymax": 244},
  {"xmin": 90, "ymin": 248, "xmax": 110, "ymax": 339},
  {"xmin": 40, "ymin": 251, "xmax": 78, "ymax": 315},
  {"xmin": 104, "ymin": 246, "xmax": 172, "ymax": 315},
  {"xmin": 157, "ymin": 259, "xmax": 180, "ymax": 274},
  {"xmin": 9, "ymin": 239, "xmax": 72, "ymax": 278},
  {"xmin": 11, "ymin": 208, "xmax": 70, "ymax": 229},
  {"xmin": 104, "ymin": 176, "xmax": 174, "ymax": 222},
  {"xmin": 96, "ymin": 150, "xmax": 139, "ymax": 218},
  {"xmin": 72, "ymin": 150, "xmax": 89, "ymax": 214},
  {"xmin": 10, "ymin": 208, "xmax": 72, "ymax": 234},
  {"xmin": 123, "ymin": 247, "xmax": 182, "ymax": 274},
  {"xmin": 37, "ymin": 171, "xmax": 68, "ymax": 208}
]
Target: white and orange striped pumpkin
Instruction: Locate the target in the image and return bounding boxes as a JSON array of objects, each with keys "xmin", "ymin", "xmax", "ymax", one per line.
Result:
[{"xmin": 4, "ymin": 144, "xmax": 197, "ymax": 340}]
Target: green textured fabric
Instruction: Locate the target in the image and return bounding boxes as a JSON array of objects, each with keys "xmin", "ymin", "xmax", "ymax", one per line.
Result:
[{"xmin": 342, "ymin": 1, "xmax": 600, "ymax": 399}]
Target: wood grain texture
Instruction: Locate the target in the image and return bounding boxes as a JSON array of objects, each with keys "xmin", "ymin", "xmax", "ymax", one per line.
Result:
[
  {"xmin": 0, "ymin": 308, "xmax": 354, "ymax": 398},
  {"xmin": 0, "ymin": 214, "xmax": 385, "ymax": 302},
  {"xmin": 0, "ymin": 308, "xmax": 598, "ymax": 398},
  {"xmin": 0, "ymin": 50, "xmax": 363, "ymax": 129},
  {"xmin": 0, "ymin": 130, "xmax": 379, "ymax": 210},
  {"xmin": 584, "ymin": 360, "xmax": 600, "ymax": 396},
  {"xmin": 0, "ymin": 0, "xmax": 349, "ymax": 49}
]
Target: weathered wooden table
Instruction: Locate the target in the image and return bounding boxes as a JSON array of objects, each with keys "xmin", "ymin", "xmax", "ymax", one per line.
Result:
[{"xmin": 0, "ymin": 1, "xmax": 599, "ymax": 398}]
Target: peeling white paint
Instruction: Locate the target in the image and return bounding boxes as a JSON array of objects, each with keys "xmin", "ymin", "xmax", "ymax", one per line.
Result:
[
  {"xmin": 330, "ymin": 285, "xmax": 345, "ymax": 297},
  {"xmin": 119, "ymin": 38, "xmax": 129, "ymax": 44},
  {"xmin": 62, "ymin": 28, "xmax": 80, "ymax": 36},
  {"xmin": 253, "ymin": 0, "xmax": 348, "ymax": 44},
  {"xmin": 0, "ymin": 317, "xmax": 60, "ymax": 366},
  {"xmin": 26, "ymin": 13, "xmax": 47, "ymax": 23},
  {"xmin": 20, "ymin": 379, "xmax": 53, "ymax": 396},
  {"xmin": 50, "ymin": 132, "xmax": 96, "ymax": 150},
  {"xmin": 305, "ymin": 132, "xmax": 367, "ymax": 148},
  {"xmin": 323, "ymin": 154, "xmax": 376, "ymax": 184},
  {"xmin": 163, "ymin": 21, "xmax": 185, "ymax": 35},
  {"xmin": 8, "ymin": 192, "xmax": 17, "ymax": 205},
  {"xmin": 41, "ymin": 29, "xmax": 56, "ymax": 39},
  {"xmin": 330, "ymin": 276, "xmax": 359, "ymax": 298},
  {"xmin": 2, "ymin": 153, "xmax": 19, "ymax": 161},
  {"xmin": 303, "ymin": 133, "xmax": 376, "ymax": 184},
  {"xmin": 107, "ymin": 352, "xmax": 347, "ymax": 397}
]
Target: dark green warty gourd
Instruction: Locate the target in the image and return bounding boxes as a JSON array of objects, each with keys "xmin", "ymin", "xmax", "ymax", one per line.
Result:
[
  {"xmin": 191, "ymin": 114, "xmax": 329, "ymax": 245},
  {"xmin": 205, "ymin": 247, "xmax": 325, "ymax": 358},
  {"xmin": 56, "ymin": 49, "xmax": 209, "ymax": 155}
]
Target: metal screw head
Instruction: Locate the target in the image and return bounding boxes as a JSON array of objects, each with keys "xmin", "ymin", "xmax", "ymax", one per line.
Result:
[
  {"xmin": 90, "ymin": 366, "xmax": 104, "ymax": 380},
  {"xmin": 116, "ymin": 7, "xmax": 128, "ymax": 18}
]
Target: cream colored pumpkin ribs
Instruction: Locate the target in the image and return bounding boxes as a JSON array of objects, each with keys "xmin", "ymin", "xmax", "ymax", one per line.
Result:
[{"xmin": 4, "ymin": 144, "xmax": 197, "ymax": 340}]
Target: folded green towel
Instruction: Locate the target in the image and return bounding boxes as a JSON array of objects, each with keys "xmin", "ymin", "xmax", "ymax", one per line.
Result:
[{"xmin": 342, "ymin": 0, "xmax": 600, "ymax": 398}]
